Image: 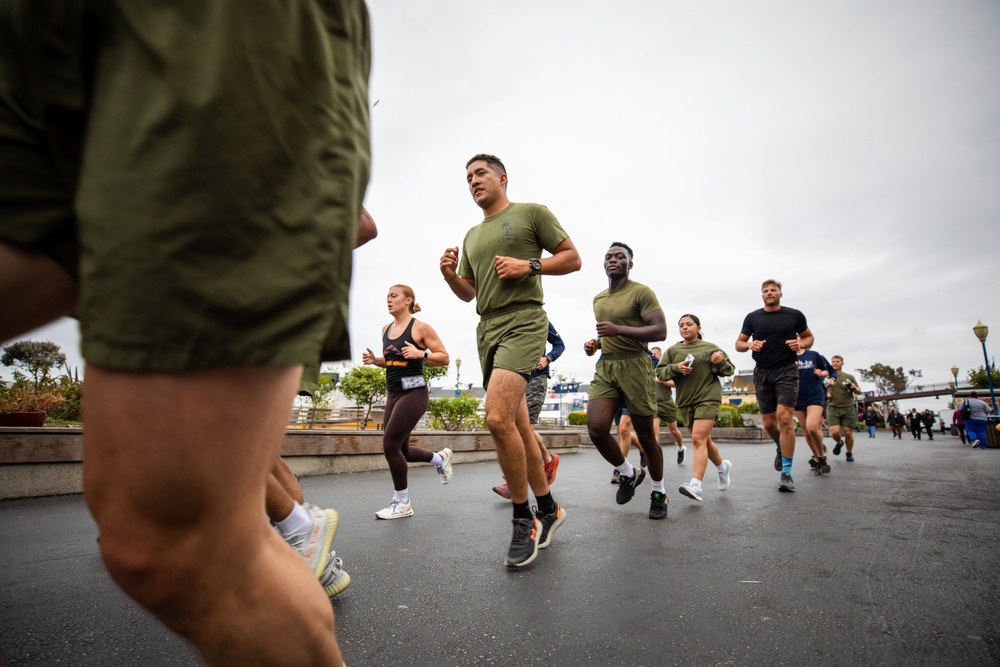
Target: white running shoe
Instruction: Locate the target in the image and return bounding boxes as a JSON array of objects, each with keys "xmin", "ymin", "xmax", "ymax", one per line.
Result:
[
  {"xmin": 679, "ymin": 482, "xmax": 703, "ymax": 502},
  {"xmin": 718, "ymin": 460, "xmax": 732, "ymax": 491},
  {"xmin": 375, "ymin": 498, "xmax": 414, "ymax": 520},
  {"xmin": 436, "ymin": 448, "xmax": 454, "ymax": 484}
]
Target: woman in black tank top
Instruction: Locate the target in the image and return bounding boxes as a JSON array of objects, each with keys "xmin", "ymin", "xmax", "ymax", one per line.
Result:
[{"xmin": 362, "ymin": 284, "xmax": 453, "ymax": 520}]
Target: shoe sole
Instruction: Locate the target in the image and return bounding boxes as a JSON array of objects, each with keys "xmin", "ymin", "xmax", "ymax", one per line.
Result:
[
  {"xmin": 678, "ymin": 486, "xmax": 702, "ymax": 502},
  {"xmin": 492, "ymin": 486, "xmax": 511, "ymax": 500},
  {"xmin": 375, "ymin": 508, "xmax": 413, "ymax": 520},
  {"xmin": 324, "ymin": 570, "xmax": 351, "ymax": 598},
  {"xmin": 779, "ymin": 483, "xmax": 795, "ymax": 492},
  {"xmin": 504, "ymin": 520, "xmax": 542, "ymax": 568},
  {"xmin": 538, "ymin": 508, "xmax": 566, "ymax": 549}
]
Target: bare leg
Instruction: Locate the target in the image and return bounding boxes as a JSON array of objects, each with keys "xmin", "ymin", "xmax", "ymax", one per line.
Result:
[
  {"xmin": 0, "ymin": 242, "xmax": 77, "ymax": 342},
  {"xmin": 688, "ymin": 419, "xmax": 715, "ymax": 481},
  {"xmin": 764, "ymin": 405, "xmax": 796, "ymax": 458},
  {"xmin": 631, "ymin": 414, "xmax": 662, "ymax": 482},
  {"xmin": 617, "ymin": 413, "xmax": 634, "ymax": 459},
  {"xmin": 83, "ymin": 365, "xmax": 341, "ymax": 666},
  {"xmin": 587, "ymin": 398, "xmax": 626, "ymax": 467},
  {"xmin": 484, "ymin": 370, "xmax": 549, "ymax": 504},
  {"xmin": 532, "ymin": 429, "xmax": 552, "ymax": 463}
]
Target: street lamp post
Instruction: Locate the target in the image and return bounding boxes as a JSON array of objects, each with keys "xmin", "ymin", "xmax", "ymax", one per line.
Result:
[
  {"xmin": 455, "ymin": 357, "xmax": 462, "ymax": 397},
  {"xmin": 951, "ymin": 364, "xmax": 959, "ymax": 402},
  {"xmin": 973, "ymin": 321, "xmax": 998, "ymax": 415},
  {"xmin": 556, "ymin": 372, "xmax": 565, "ymax": 427}
]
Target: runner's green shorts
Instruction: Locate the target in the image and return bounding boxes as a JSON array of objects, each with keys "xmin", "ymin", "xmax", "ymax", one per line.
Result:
[
  {"xmin": 589, "ymin": 353, "xmax": 657, "ymax": 417},
  {"xmin": 0, "ymin": 0, "xmax": 371, "ymax": 371},
  {"xmin": 657, "ymin": 394, "xmax": 678, "ymax": 422},
  {"xmin": 827, "ymin": 404, "xmax": 858, "ymax": 429},
  {"xmin": 679, "ymin": 401, "xmax": 721, "ymax": 428},
  {"xmin": 476, "ymin": 306, "xmax": 548, "ymax": 389}
]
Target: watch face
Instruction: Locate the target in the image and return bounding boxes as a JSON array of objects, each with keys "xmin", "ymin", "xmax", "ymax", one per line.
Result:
[{"xmin": 530, "ymin": 258, "xmax": 542, "ymax": 274}]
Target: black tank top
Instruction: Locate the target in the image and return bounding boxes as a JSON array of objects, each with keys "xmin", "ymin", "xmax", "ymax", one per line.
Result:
[{"xmin": 383, "ymin": 318, "xmax": 425, "ymax": 390}]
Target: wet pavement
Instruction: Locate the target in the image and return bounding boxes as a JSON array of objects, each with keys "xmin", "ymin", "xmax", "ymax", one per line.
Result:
[{"xmin": 2, "ymin": 434, "xmax": 998, "ymax": 666}]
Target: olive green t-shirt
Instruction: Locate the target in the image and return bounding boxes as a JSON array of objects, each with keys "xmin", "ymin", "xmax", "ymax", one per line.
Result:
[
  {"xmin": 458, "ymin": 202, "xmax": 569, "ymax": 317},
  {"xmin": 828, "ymin": 372, "xmax": 860, "ymax": 407},
  {"xmin": 657, "ymin": 339, "xmax": 736, "ymax": 408},
  {"xmin": 593, "ymin": 281, "xmax": 661, "ymax": 356}
]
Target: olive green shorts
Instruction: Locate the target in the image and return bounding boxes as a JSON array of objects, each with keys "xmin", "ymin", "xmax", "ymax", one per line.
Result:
[
  {"xmin": 0, "ymin": 0, "xmax": 371, "ymax": 371},
  {"xmin": 657, "ymin": 394, "xmax": 678, "ymax": 423},
  {"xmin": 476, "ymin": 306, "xmax": 548, "ymax": 389},
  {"xmin": 827, "ymin": 404, "xmax": 858, "ymax": 429},
  {"xmin": 679, "ymin": 402, "xmax": 721, "ymax": 427},
  {"xmin": 589, "ymin": 354, "xmax": 657, "ymax": 417}
]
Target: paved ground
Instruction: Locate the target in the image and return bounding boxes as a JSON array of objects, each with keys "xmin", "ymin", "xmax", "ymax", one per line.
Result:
[{"xmin": 2, "ymin": 434, "xmax": 999, "ymax": 666}]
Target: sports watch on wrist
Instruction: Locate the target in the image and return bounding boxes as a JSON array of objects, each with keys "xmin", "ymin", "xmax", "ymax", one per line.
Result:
[{"xmin": 528, "ymin": 258, "xmax": 542, "ymax": 275}]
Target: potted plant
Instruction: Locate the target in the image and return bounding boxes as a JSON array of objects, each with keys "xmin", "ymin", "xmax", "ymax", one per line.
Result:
[{"xmin": 0, "ymin": 383, "xmax": 66, "ymax": 427}]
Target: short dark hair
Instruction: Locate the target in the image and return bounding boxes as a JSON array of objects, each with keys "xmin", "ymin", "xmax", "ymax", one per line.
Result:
[
  {"xmin": 466, "ymin": 154, "xmax": 506, "ymax": 176},
  {"xmin": 608, "ymin": 241, "xmax": 634, "ymax": 261}
]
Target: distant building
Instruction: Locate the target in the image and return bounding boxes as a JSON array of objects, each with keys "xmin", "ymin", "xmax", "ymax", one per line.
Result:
[{"xmin": 722, "ymin": 369, "xmax": 757, "ymax": 407}]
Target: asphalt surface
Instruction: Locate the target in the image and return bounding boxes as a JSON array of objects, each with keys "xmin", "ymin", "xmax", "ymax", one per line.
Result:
[{"xmin": 2, "ymin": 433, "xmax": 999, "ymax": 666}]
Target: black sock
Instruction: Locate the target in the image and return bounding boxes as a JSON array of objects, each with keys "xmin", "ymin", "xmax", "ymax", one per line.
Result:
[
  {"xmin": 535, "ymin": 493, "xmax": 557, "ymax": 516},
  {"xmin": 512, "ymin": 501, "xmax": 533, "ymax": 521}
]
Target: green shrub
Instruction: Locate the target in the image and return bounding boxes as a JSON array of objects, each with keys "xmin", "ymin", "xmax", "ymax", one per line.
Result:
[
  {"xmin": 716, "ymin": 405, "xmax": 744, "ymax": 428},
  {"xmin": 736, "ymin": 401, "xmax": 760, "ymax": 414},
  {"xmin": 567, "ymin": 411, "xmax": 587, "ymax": 426},
  {"xmin": 427, "ymin": 395, "xmax": 484, "ymax": 431}
]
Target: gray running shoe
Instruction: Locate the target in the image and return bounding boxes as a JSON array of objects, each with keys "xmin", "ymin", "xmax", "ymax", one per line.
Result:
[
  {"xmin": 504, "ymin": 516, "xmax": 541, "ymax": 568},
  {"xmin": 778, "ymin": 472, "xmax": 795, "ymax": 492},
  {"xmin": 616, "ymin": 467, "xmax": 646, "ymax": 505},
  {"xmin": 679, "ymin": 482, "xmax": 703, "ymax": 501},
  {"xmin": 717, "ymin": 460, "xmax": 732, "ymax": 491}
]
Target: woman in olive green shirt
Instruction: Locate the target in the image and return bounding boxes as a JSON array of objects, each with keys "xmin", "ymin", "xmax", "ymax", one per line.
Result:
[{"xmin": 657, "ymin": 314, "xmax": 735, "ymax": 502}]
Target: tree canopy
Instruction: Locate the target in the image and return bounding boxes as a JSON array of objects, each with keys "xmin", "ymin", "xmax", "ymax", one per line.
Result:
[
  {"xmin": 855, "ymin": 363, "xmax": 922, "ymax": 395},
  {"xmin": 1, "ymin": 341, "xmax": 67, "ymax": 390}
]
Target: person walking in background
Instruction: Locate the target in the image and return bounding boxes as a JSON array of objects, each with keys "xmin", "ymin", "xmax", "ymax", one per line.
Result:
[
  {"xmin": 440, "ymin": 153, "xmax": 581, "ymax": 567},
  {"xmin": 363, "ymin": 284, "xmax": 452, "ymax": 519},
  {"xmin": 658, "ymin": 315, "xmax": 734, "ymax": 502},
  {"xmin": 953, "ymin": 405, "xmax": 968, "ymax": 444},
  {"xmin": 651, "ymin": 346, "xmax": 687, "ymax": 466},
  {"xmin": 908, "ymin": 407, "xmax": 923, "ymax": 440},
  {"xmin": 960, "ymin": 392, "xmax": 993, "ymax": 449},
  {"xmin": 886, "ymin": 406, "xmax": 905, "ymax": 439},
  {"xmin": 735, "ymin": 279, "xmax": 814, "ymax": 492},
  {"xmin": 584, "ymin": 242, "xmax": 669, "ymax": 519},
  {"xmin": 827, "ymin": 356, "xmax": 861, "ymax": 462},
  {"xmin": 864, "ymin": 406, "xmax": 880, "ymax": 438},
  {"xmin": 493, "ymin": 322, "xmax": 565, "ymax": 499},
  {"xmin": 920, "ymin": 409, "xmax": 935, "ymax": 441}
]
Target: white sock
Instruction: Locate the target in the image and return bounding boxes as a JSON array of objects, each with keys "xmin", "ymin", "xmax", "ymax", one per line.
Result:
[
  {"xmin": 615, "ymin": 460, "xmax": 636, "ymax": 478},
  {"xmin": 678, "ymin": 444, "xmax": 686, "ymax": 450},
  {"xmin": 275, "ymin": 501, "xmax": 312, "ymax": 538},
  {"xmin": 430, "ymin": 452, "xmax": 444, "ymax": 467},
  {"xmin": 394, "ymin": 488, "xmax": 409, "ymax": 504},
  {"xmin": 716, "ymin": 462, "xmax": 727, "ymax": 472},
  {"xmin": 651, "ymin": 479, "xmax": 666, "ymax": 493},
  {"xmin": 690, "ymin": 478, "xmax": 703, "ymax": 489}
]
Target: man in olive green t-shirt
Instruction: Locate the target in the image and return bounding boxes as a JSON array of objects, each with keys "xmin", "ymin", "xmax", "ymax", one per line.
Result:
[
  {"xmin": 827, "ymin": 355, "xmax": 861, "ymax": 461},
  {"xmin": 584, "ymin": 242, "xmax": 668, "ymax": 520},
  {"xmin": 440, "ymin": 153, "xmax": 581, "ymax": 568}
]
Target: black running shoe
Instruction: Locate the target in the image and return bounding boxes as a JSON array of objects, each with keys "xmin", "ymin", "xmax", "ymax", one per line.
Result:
[
  {"xmin": 820, "ymin": 456, "xmax": 831, "ymax": 474},
  {"xmin": 639, "ymin": 450, "xmax": 647, "ymax": 468},
  {"xmin": 774, "ymin": 448, "xmax": 782, "ymax": 472},
  {"xmin": 649, "ymin": 491, "xmax": 668, "ymax": 520},
  {"xmin": 535, "ymin": 504, "xmax": 566, "ymax": 550},
  {"xmin": 677, "ymin": 447, "xmax": 686, "ymax": 465},
  {"xmin": 778, "ymin": 472, "xmax": 795, "ymax": 492},
  {"xmin": 833, "ymin": 443, "xmax": 843, "ymax": 456},
  {"xmin": 808, "ymin": 456, "xmax": 819, "ymax": 469},
  {"xmin": 616, "ymin": 467, "xmax": 646, "ymax": 505},
  {"xmin": 846, "ymin": 452, "xmax": 855, "ymax": 463},
  {"xmin": 504, "ymin": 517, "xmax": 541, "ymax": 568}
]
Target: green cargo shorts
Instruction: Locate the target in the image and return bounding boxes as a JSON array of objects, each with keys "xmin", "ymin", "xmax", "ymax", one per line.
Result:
[
  {"xmin": 589, "ymin": 353, "xmax": 657, "ymax": 417},
  {"xmin": 0, "ymin": 0, "xmax": 371, "ymax": 371},
  {"xmin": 657, "ymin": 393, "xmax": 678, "ymax": 423},
  {"xmin": 827, "ymin": 404, "xmax": 858, "ymax": 429},
  {"xmin": 679, "ymin": 401, "xmax": 721, "ymax": 428},
  {"xmin": 476, "ymin": 306, "xmax": 548, "ymax": 389}
]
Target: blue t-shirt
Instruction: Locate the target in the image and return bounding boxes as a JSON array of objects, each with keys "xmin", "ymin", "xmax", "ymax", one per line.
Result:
[{"xmin": 795, "ymin": 349, "xmax": 831, "ymax": 407}]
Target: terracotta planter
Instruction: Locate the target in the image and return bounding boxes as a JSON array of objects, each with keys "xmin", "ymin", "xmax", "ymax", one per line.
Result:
[{"xmin": 0, "ymin": 411, "xmax": 46, "ymax": 427}]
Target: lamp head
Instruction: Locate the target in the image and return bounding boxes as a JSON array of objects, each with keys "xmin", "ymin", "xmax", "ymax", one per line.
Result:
[{"xmin": 973, "ymin": 320, "xmax": 989, "ymax": 343}]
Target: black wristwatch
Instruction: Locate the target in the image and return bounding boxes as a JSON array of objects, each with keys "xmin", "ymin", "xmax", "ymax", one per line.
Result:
[{"xmin": 528, "ymin": 258, "xmax": 542, "ymax": 275}]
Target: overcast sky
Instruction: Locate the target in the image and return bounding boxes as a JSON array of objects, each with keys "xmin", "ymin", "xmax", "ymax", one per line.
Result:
[{"xmin": 7, "ymin": 0, "xmax": 1000, "ymax": 414}]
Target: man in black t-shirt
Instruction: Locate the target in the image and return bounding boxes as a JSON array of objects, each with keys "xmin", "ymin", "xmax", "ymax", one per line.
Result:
[{"xmin": 735, "ymin": 279, "xmax": 814, "ymax": 492}]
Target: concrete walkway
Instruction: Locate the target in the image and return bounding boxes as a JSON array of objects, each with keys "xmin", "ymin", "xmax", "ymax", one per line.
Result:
[{"xmin": 1, "ymin": 434, "xmax": 998, "ymax": 666}]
